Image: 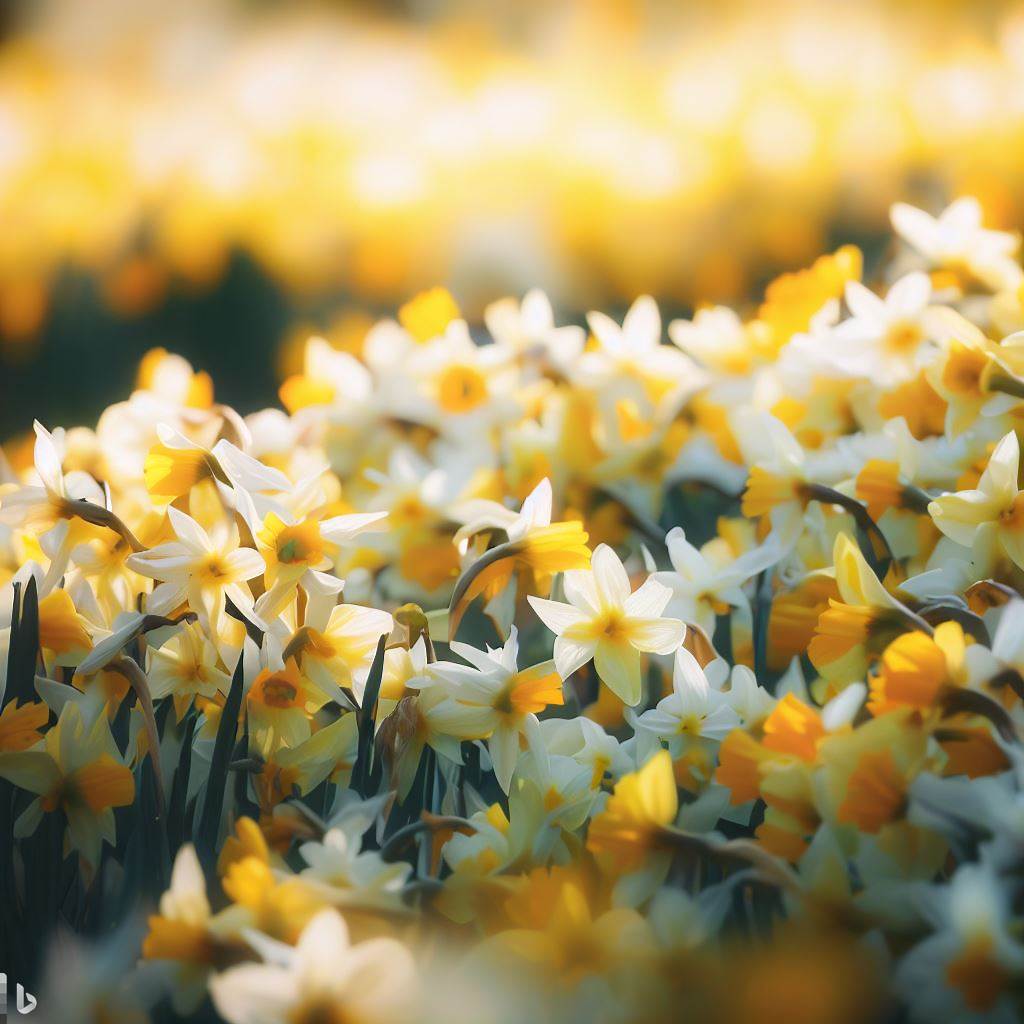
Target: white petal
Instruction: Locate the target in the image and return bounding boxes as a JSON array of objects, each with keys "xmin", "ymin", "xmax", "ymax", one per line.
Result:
[
  {"xmin": 590, "ymin": 544, "xmax": 631, "ymax": 607},
  {"xmin": 528, "ymin": 595, "xmax": 587, "ymax": 635},
  {"xmin": 167, "ymin": 507, "xmax": 212, "ymax": 553},
  {"xmin": 624, "ymin": 295, "xmax": 660, "ymax": 348},
  {"xmin": 553, "ymin": 636, "xmax": 595, "ymax": 680},
  {"xmin": 489, "ymin": 726, "xmax": 521, "ymax": 793},
  {"xmin": 822, "ymin": 682, "xmax": 866, "ymax": 731},
  {"xmin": 33, "ymin": 422, "xmax": 64, "ymax": 495},
  {"xmin": 886, "ymin": 271, "xmax": 930, "ymax": 317},
  {"xmin": 594, "ymin": 642, "xmax": 642, "ymax": 706},
  {"xmin": 295, "ymin": 910, "xmax": 351, "ymax": 988},
  {"xmin": 978, "ymin": 431, "xmax": 1020, "ymax": 500},
  {"xmin": 673, "ymin": 646, "xmax": 710, "ymax": 711},
  {"xmin": 209, "ymin": 965, "xmax": 298, "ymax": 1024},
  {"xmin": 628, "ymin": 616, "xmax": 686, "ymax": 655},
  {"xmin": 320, "ymin": 511, "xmax": 389, "ymax": 543},
  {"xmin": 623, "ymin": 576, "xmax": 672, "ymax": 618},
  {"xmin": 225, "ymin": 547, "xmax": 267, "ymax": 582}
]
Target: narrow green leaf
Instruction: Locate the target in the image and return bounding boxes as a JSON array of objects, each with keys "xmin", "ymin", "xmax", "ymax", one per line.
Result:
[
  {"xmin": 353, "ymin": 634, "xmax": 388, "ymax": 795},
  {"xmin": 167, "ymin": 711, "xmax": 197, "ymax": 857},
  {"xmin": 196, "ymin": 652, "xmax": 245, "ymax": 869}
]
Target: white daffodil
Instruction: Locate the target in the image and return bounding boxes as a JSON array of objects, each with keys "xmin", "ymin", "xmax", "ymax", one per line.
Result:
[
  {"xmin": 635, "ymin": 647, "xmax": 739, "ymax": 757},
  {"xmin": 528, "ymin": 543, "xmax": 685, "ymax": 706},
  {"xmin": 578, "ymin": 296, "xmax": 705, "ymax": 418},
  {"xmin": 290, "ymin": 600, "xmax": 395, "ymax": 704},
  {"xmin": 0, "ymin": 422, "xmax": 106, "ymax": 586},
  {"xmin": 210, "ymin": 908, "xmax": 416, "ymax": 1024},
  {"xmin": 427, "ymin": 626, "xmax": 564, "ymax": 792},
  {"xmin": 538, "ymin": 715, "xmax": 629, "ymax": 788},
  {"xmin": 896, "ymin": 860, "xmax": 1024, "ymax": 1022},
  {"xmin": 403, "ymin": 323, "xmax": 520, "ymax": 436},
  {"xmin": 713, "ymin": 659, "xmax": 775, "ymax": 728},
  {"xmin": 891, "ymin": 197, "xmax": 1023, "ymax": 293},
  {"xmin": 650, "ymin": 526, "xmax": 778, "ymax": 637},
  {"xmin": 449, "ymin": 476, "xmax": 591, "ymax": 633},
  {"xmin": 0, "ymin": 421, "xmax": 102, "ymax": 531},
  {"xmin": 928, "ymin": 431, "xmax": 1024, "ymax": 570},
  {"xmin": 484, "ymin": 288, "xmax": 585, "ymax": 370},
  {"xmin": 253, "ymin": 505, "xmax": 387, "ymax": 621},
  {"xmin": 827, "ymin": 272, "xmax": 936, "ymax": 383},
  {"xmin": 668, "ymin": 305, "xmax": 761, "ymax": 375},
  {"xmin": 127, "ymin": 507, "xmax": 265, "ymax": 643},
  {"xmin": 734, "ymin": 409, "xmax": 810, "ymax": 549},
  {"xmin": 278, "ymin": 335, "xmax": 373, "ymax": 413},
  {"xmin": 147, "ymin": 620, "xmax": 232, "ymax": 719},
  {"xmin": 298, "ymin": 818, "xmax": 410, "ymax": 912}
]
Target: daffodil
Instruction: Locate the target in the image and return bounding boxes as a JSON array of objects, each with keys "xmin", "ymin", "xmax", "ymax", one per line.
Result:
[
  {"xmin": 0, "ymin": 701, "xmax": 134, "ymax": 870},
  {"xmin": 450, "ymin": 477, "xmax": 591, "ymax": 633},
  {"xmin": 896, "ymin": 861, "xmax": 1024, "ymax": 1020},
  {"xmin": 143, "ymin": 844, "xmax": 247, "ymax": 1013},
  {"xmin": 826, "ymin": 272, "xmax": 936, "ymax": 384},
  {"xmin": 142, "ymin": 423, "xmax": 291, "ymax": 503},
  {"xmin": 297, "ymin": 805, "xmax": 411, "ymax": 912},
  {"xmin": 210, "ymin": 908, "xmax": 416, "ymax": 1024},
  {"xmin": 586, "ymin": 750, "xmax": 678, "ymax": 896},
  {"xmin": 929, "ymin": 431, "xmax": 1024, "ymax": 571},
  {"xmin": 924, "ymin": 309, "xmax": 1024, "ymax": 436},
  {"xmin": 428, "ymin": 627, "xmax": 565, "ymax": 792},
  {"xmin": 650, "ymin": 525, "xmax": 778, "ymax": 637},
  {"xmin": 578, "ymin": 296, "xmax": 705, "ymax": 420},
  {"xmin": 147, "ymin": 620, "xmax": 232, "ymax": 719},
  {"xmin": 254, "ymin": 506, "xmax": 386, "ymax": 619},
  {"xmin": 0, "ymin": 422, "xmax": 106, "ymax": 586},
  {"xmin": 485, "ymin": 288, "xmax": 585, "ymax": 369},
  {"xmin": 892, "ymin": 197, "xmax": 1023, "ymax": 293},
  {"xmin": 127, "ymin": 507, "xmax": 265, "ymax": 646},
  {"xmin": 528, "ymin": 544, "xmax": 685, "ymax": 706},
  {"xmin": 635, "ymin": 647, "xmax": 739, "ymax": 760}
]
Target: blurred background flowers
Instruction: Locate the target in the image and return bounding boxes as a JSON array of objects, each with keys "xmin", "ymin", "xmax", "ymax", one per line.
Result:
[{"xmin": 2, "ymin": 0, "xmax": 1024, "ymax": 433}]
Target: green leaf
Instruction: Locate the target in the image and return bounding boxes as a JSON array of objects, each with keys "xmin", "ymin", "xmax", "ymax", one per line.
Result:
[
  {"xmin": 167, "ymin": 711, "xmax": 197, "ymax": 856},
  {"xmin": 6, "ymin": 577, "xmax": 39, "ymax": 708},
  {"xmin": 196, "ymin": 652, "xmax": 245, "ymax": 870},
  {"xmin": 353, "ymin": 634, "xmax": 387, "ymax": 795}
]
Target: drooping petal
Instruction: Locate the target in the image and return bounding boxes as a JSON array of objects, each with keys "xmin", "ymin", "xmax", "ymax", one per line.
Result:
[{"xmin": 594, "ymin": 641, "xmax": 642, "ymax": 706}]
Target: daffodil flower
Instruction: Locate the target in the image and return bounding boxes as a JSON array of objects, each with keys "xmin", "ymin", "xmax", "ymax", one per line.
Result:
[
  {"xmin": 0, "ymin": 701, "xmax": 134, "ymax": 870},
  {"xmin": 635, "ymin": 647, "xmax": 740, "ymax": 755},
  {"xmin": 210, "ymin": 908, "xmax": 416, "ymax": 1024},
  {"xmin": 143, "ymin": 844, "xmax": 245, "ymax": 1014},
  {"xmin": 254, "ymin": 506, "xmax": 387, "ymax": 620},
  {"xmin": 484, "ymin": 288, "xmax": 585, "ymax": 370},
  {"xmin": 147, "ymin": 620, "xmax": 232, "ymax": 719},
  {"xmin": 128, "ymin": 506, "xmax": 265, "ymax": 644},
  {"xmin": 143, "ymin": 423, "xmax": 291, "ymax": 502},
  {"xmin": 450, "ymin": 477, "xmax": 591, "ymax": 634},
  {"xmin": 826, "ymin": 272, "xmax": 936, "ymax": 384},
  {"xmin": 895, "ymin": 861, "xmax": 1024, "ymax": 1019},
  {"xmin": 0, "ymin": 422, "xmax": 106, "ymax": 586},
  {"xmin": 297, "ymin": 804, "xmax": 410, "ymax": 911},
  {"xmin": 650, "ymin": 525, "xmax": 779, "ymax": 637},
  {"xmin": 427, "ymin": 626, "xmax": 565, "ymax": 792},
  {"xmin": 576, "ymin": 296, "xmax": 706, "ymax": 419},
  {"xmin": 892, "ymin": 197, "xmax": 1023, "ymax": 293},
  {"xmin": 929, "ymin": 430, "xmax": 1024, "ymax": 571},
  {"xmin": 528, "ymin": 544, "xmax": 685, "ymax": 706}
]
